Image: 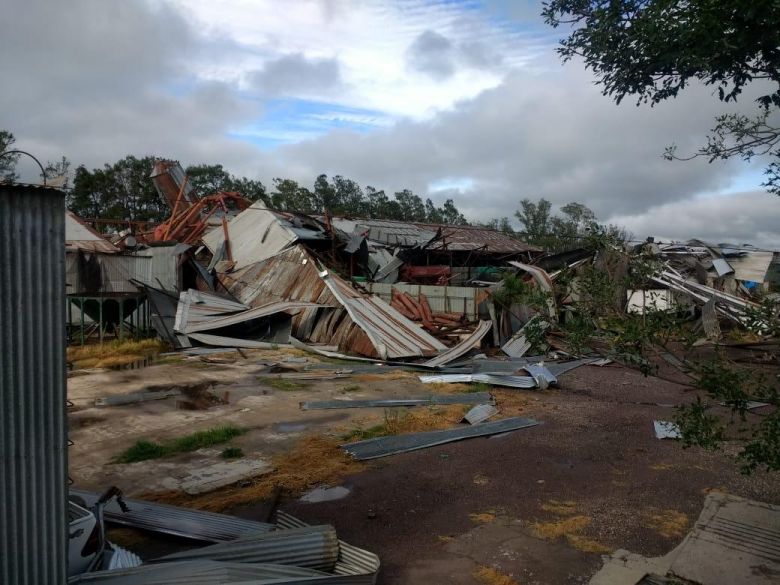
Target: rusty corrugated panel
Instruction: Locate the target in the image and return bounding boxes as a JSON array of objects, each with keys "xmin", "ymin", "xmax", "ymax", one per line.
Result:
[
  {"xmin": 220, "ymin": 245, "xmax": 446, "ymax": 359},
  {"xmin": 1, "ymin": 184, "xmax": 68, "ymax": 585},
  {"xmin": 413, "ymin": 222, "xmax": 541, "ymax": 253}
]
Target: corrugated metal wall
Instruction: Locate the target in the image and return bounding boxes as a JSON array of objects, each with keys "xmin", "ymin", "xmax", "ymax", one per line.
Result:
[
  {"xmin": 0, "ymin": 185, "xmax": 68, "ymax": 584},
  {"xmin": 65, "ymin": 251, "xmax": 152, "ymax": 293},
  {"xmin": 366, "ymin": 282, "xmax": 486, "ymax": 320}
]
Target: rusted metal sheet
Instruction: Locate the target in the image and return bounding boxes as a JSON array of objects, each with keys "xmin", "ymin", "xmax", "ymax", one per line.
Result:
[
  {"xmin": 423, "ymin": 320, "xmax": 492, "ymax": 366},
  {"xmin": 414, "ymin": 222, "xmax": 541, "ymax": 254},
  {"xmin": 222, "ymin": 246, "xmax": 446, "ymax": 359},
  {"xmin": 320, "ymin": 268, "xmax": 447, "ymax": 359}
]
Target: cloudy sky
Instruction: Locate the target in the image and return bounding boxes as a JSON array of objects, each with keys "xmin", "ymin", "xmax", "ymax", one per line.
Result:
[{"xmin": 2, "ymin": 0, "xmax": 779, "ymax": 247}]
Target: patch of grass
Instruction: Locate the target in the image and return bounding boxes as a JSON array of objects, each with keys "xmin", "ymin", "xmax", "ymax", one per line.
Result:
[
  {"xmin": 341, "ymin": 423, "xmax": 389, "ymax": 442},
  {"xmin": 144, "ymin": 435, "xmax": 364, "ymax": 512},
  {"xmin": 266, "ymin": 378, "xmax": 311, "ymax": 392},
  {"xmin": 531, "ymin": 508, "xmax": 613, "ymax": 554},
  {"xmin": 115, "ymin": 440, "xmax": 167, "ymax": 463},
  {"xmin": 466, "ymin": 382, "xmax": 494, "ymax": 393},
  {"xmin": 340, "ymin": 384, "xmax": 362, "ymax": 393},
  {"xmin": 645, "ymin": 509, "xmax": 688, "ymax": 538},
  {"xmin": 221, "ymin": 447, "xmax": 244, "ymax": 459},
  {"xmin": 114, "ymin": 425, "xmax": 246, "ymax": 463},
  {"xmin": 68, "ymin": 338, "xmax": 166, "ymax": 369},
  {"xmin": 351, "ymin": 371, "xmax": 416, "ymax": 382},
  {"xmin": 474, "ymin": 566, "xmax": 519, "ymax": 585}
]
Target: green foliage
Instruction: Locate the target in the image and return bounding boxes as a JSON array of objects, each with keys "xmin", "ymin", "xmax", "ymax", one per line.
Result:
[
  {"xmin": 186, "ymin": 163, "xmax": 267, "ymax": 202},
  {"xmin": 543, "ymin": 0, "xmax": 780, "ymax": 196},
  {"xmin": 115, "ymin": 439, "xmax": 167, "ymax": 463},
  {"xmin": 221, "ymin": 446, "xmax": 244, "ymax": 459},
  {"xmin": 742, "ymin": 296, "xmax": 780, "ymax": 336},
  {"xmin": 340, "ymin": 384, "xmax": 362, "ymax": 393},
  {"xmin": 0, "ymin": 130, "xmax": 19, "ymax": 182},
  {"xmin": 113, "ymin": 425, "xmax": 246, "ymax": 463},
  {"xmin": 675, "ymin": 352, "xmax": 780, "ymax": 473}
]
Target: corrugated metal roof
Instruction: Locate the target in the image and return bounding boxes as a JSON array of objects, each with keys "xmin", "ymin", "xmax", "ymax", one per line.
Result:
[
  {"xmin": 66, "ymin": 211, "xmax": 120, "ymax": 253},
  {"xmin": 342, "ymin": 416, "xmax": 541, "ymax": 459},
  {"xmin": 302, "ymin": 392, "xmax": 493, "ymax": 410},
  {"xmin": 222, "ymin": 245, "xmax": 448, "ymax": 359},
  {"xmin": 320, "ymin": 268, "xmax": 447, "ymax": 359},
  {"xmin": 423, "ymin": 320, "xmax": 492, "ymax": 366},
  {"xmin": 414, "ymin": 222, "xmax": 541, "ymax": 254},
  {"xmin": 155, "ymin": 525, "xmax": 339, "ymax": 571},
  {"xmin": 181, "ymin": 300, "xmax": 328, "ymax": 334},
  {"xmin": 462, "ymin": 403, "xmax": 499, "ymax": 424},
  {"xmin": 70, "ymin": 489, "xmax": 274, "ymax": 542}
]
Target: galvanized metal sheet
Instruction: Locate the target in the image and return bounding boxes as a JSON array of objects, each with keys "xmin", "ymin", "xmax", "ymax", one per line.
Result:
[
  {"xmin": 70, "ymin": 489, "xmax": 273, "ymax": 542},
  {"xmin": 1, "ymin": 185, "xmax": 68, "ymax": 585},
  {"xmin": 462, "ymin": 403, "xmax": 499, "ymax": 424},
  {"xmin": 155, "ymin": 525, "xmax": 339, "ymax": 571},
  {"xmin": 342, "ymin": 416, "xmax": 541, "ymax": 460},
  {"xmin": 419, "ymin": 373, "xmax": 538, "ymax": 389},
  {"xmin": 71, "ymin": 561, "xmax": 331, "ymax": 584},
  {"xmin": 522, "ymin": 364, "xmax": 557, "ymax": 386},
  {"xmin": 302, "ymin": 392, "xmax": 494, "ymax": 410},
  {"xmin": 711, "ymin": 258, "xmax": 735, "ymax": 277},
  {"xmin": 183, "ymin": 300, "xmax": 327, "ymax": 334},
  {"xmin": 275, "ymin": 512, "xmax": 381, "ymax": 580},
  {"xmin": 423, "ymin": 320, "xmax": 492, "ymax": 367},
  {"xmin": 187, "ymin": 332, "xmax": 293, "ymax": 349},
  {"xmin": 507, "ymin": 261, "xmax": 557, "ymax": 319},
  {"xmin": 414, "ymin": 222, "xmax": 541, "ymax": 253},
  {"xmin": 95, "ymin": 389, "xmax": 181, "ymax": 406}
]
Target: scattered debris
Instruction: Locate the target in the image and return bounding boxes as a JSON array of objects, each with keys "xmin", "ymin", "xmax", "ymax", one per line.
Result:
[
  {"xmin": 653, "ymin": 421, "xmax": 682, "ymax": 440},
  {"xmin": 299, "ymin": 485, "xmax": 351, "ymax": 503},
  {"xmin": 462, "ymin": 403, "xmax": 499, "ymax": 425},
  {"xmin": 95, "ymin": 389, "xmax": 181, "ymax": 407},
  {"xmin": 301, "ymin": 392, "xmax": 493, "ymax": 410},
  {"xmin": 419, "ymin": 373, "xmax": 539, "ymax": 389}
]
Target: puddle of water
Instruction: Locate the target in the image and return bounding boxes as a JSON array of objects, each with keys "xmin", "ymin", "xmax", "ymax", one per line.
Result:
[
  {"xmin": 300, "ymin": 485, "xmax": 351, "ymax": 503},
  {"xmin": 108, "ymin": 354, "xmax": 159, "ymax": 371},
  {"xmin": 273, "ymin": 422, "xmax": 310, "ymax": 433}
]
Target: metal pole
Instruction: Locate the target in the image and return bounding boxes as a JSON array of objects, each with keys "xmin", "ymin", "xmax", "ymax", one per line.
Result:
[
  {"xmin": 119, "ymin": 299, "xmax": 123, "ymax": 341},
  {"xmin": 99, "ymin": 297, "xmax": 103, "ymax": 344},
  {"xmin": 80, "ymin": 297, "xmax": 84, "ymax": 346}
]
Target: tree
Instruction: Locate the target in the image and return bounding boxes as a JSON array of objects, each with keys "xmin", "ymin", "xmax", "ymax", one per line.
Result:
[
  {"xmin": 515, "ymin": 198, "xmax": 552, "ymax": 243},
  {"xmin": 186, "ymin": 163, "xmax": 267, "ymax": 203},
  {"xmin": 271, "ymin": 178, "xmax": 316, "ymax": 213},
  {"xmin": 42, "ymin": 156, "xmax": 71, "ymax": 188},
  {"xmin": 543, "ymin": 0, "xmax": 780, "ymax": 195},
  {"xmin": 0, "ymin": 130, "xmax": 19, "ymax": 182}
]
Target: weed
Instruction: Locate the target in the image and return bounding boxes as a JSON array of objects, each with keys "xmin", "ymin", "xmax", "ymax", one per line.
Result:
[
  {"xmin": 221, "ymin": 447, "xmax": 244, "ymax": 459},
  {"xmin": 340, "ymin": 384, "xmax": 362, "ymax": 393},
  {"xmin": 566, "ymin": 534, "xmax": 613, "ymax": 554},
  {"xmin": 469, "ymin": 511, "xmax": 496, "ymax": 524},
  {"xmin": 115, "ymin": 440, "xmax": 167, "ymax": 463},
  {"xmin": 540, "ymin": 500, "xmax": 577, "ymax": 515},
  {"xmin": 266, "ymin": 378, "xmax": 311, "ymax": 392},
  {"xmin": 531, "ymin": 515, "xmax": 590, "ymax": 540},
  {"xmin": 341, "ymin": 406, "xmax": 467, "ymax": 442},
  {"xmin": 114, "ymin": 425, "xmax": 246, "ymax": 463}
]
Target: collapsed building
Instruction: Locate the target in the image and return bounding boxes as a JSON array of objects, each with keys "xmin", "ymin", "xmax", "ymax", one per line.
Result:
[{"xmin": 65, "ymin": 160, "xmax": 779, "ymax": 364}]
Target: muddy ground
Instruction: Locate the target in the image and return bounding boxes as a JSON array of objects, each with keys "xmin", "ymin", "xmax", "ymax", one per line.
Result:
[{"xmin": 69, "ymin": 349, "xmax": 780, "ymax": 585}]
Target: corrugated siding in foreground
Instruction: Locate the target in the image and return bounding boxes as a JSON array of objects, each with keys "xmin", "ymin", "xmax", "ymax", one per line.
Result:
[{"xmin": 0, "ymin": 185, "xmax": 68, "ymax": 585}]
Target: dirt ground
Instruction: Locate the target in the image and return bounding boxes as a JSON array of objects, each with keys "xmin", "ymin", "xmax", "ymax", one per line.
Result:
[{"xmin": 69, "ymin": 348, "xmax": 780, "ymax": 585}]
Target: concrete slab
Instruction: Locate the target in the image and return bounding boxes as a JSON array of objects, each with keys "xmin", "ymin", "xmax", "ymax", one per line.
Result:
[
  {"xmin": 590, "ymin": 493, "xmax": 780, "ymax": 585},
  {"xmin": 180, "ymin": 458, "xmax": 272, "ymax": 495}
]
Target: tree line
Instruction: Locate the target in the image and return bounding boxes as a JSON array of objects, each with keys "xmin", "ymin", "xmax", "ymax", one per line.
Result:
[{"xmin": 1, "ymin": 129, "xmax": 623, "ymax": 249}]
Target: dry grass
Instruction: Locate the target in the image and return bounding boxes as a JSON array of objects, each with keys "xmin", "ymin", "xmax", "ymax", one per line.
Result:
[
  {"xmin": 531, "ymin": 500, "xmax": 614, "ymax": 554},
  {"xmin": 645, "ymin": 509, "xmax": 689, "ymax": 538},
  {"xmin": 422, "ymin": 382, "xmax": 473, "ymax": 394},
  {"xmin": 144, "ymin": 435, "xmax": 364, "ymax": 512},
  {"xmin": 67, "ymin": 338, "xmax": 166, "ymax": 369},
  {"xmin": 469, "ymin": 511, "xmax": 497, "ymax": 524},
  {"xmin": 565, "ymin": 534, "xmax": 613, "ymax": 554},
  {"xmin": 341, "ymin": 405, "xmax": 468, "ymax": 442},
  {"xmin": 474, "ymin": 566, "xmax": 520, "ymax": 585},
  {"xmin": 531, "ymin": 515, "xmax": 591, "ymax": 540},
  {"xmin": 540, "ymin": 500, "xmax": 578, "ymax": 515},
  {"xmin": 649, "ymin": 462, "xmax": 674, "ymax": 471}
]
